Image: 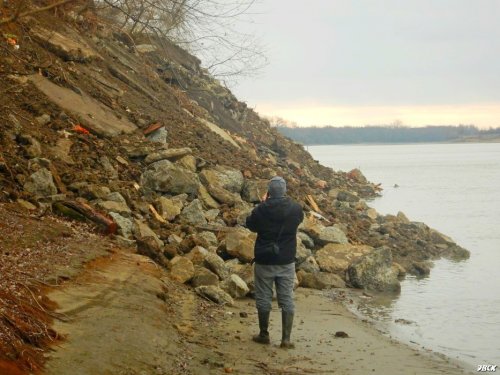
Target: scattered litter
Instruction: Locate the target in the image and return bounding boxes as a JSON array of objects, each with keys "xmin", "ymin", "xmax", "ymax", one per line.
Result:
[{"xmin": 73, "ymin": 124, "xmax": 90, "ymax": 134}]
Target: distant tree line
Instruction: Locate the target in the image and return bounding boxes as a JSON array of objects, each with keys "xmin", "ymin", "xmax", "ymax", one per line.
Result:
[{"xmin": 275, "ymin": 124, "xmax": 500, "ymax": 145}]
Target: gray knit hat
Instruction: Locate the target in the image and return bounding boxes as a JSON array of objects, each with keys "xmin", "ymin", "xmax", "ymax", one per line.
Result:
[{"xmin": 268, "ymin": 176, "xmax": 287, "ymax": 198}]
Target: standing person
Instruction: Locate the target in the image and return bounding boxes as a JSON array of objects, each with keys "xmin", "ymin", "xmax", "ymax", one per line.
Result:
[{"xmin": 245, "ymin": 176, "xmax": 304, "ymax": 348}]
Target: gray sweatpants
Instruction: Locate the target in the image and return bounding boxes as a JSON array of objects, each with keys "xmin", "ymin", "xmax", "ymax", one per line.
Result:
[{"xmin": 254, "ymin": 263, "xmax": 295, "ymax": 313}]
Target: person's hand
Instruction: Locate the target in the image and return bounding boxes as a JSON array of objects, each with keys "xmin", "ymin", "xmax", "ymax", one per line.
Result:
[{"xmin": 260, "ymin": 191, "xmax": 269, "ymax": 202}]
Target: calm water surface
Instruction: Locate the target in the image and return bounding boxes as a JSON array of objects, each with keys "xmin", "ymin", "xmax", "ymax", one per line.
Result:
[{"xmin": 309, "ymin": 143, "xmax": 500, "ymax": 366}]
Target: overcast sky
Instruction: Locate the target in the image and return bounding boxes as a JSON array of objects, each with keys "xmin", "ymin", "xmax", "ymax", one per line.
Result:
[{"xmin": 232, "ymin": 0, "xmax": 500, "ymax": 128}]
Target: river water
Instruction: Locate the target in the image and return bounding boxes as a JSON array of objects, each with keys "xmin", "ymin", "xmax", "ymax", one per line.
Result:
[{"xmin": 308, "ymin": 143, "xmax": 500, "ymax": 367}]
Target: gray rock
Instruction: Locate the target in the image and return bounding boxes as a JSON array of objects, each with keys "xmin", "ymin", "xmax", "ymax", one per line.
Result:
[
  {"xmin": 409, "ymin": 261, "xmax": 431, "ymax": 277},
  {"xmin": 179, "ymin": 199, "xmax": 207, "ymax": 226},
  {"xmin": 144, "ymin": 148, "xmax": 192, "ymax": 165},
  {"xmin": 222, "ymin": 274, "xmax": 250, "ymax": 298},
  {"xmin": 195, "ymin": 285, "xmax": 234, "ymax": 306},
  {"xmin": 136, "ymin": 237, "xmax": 169, "ymax": 267},
  {"xmin": 79, "ymin": 184, "xmax": 111, "ymax": 200},
  {"xmin": 185, "ymin": 246, "xmax": 209, "ymax": 266},
  {"xmin": 141, "ymin": 160, "xmax": 200, "ymax": 196},
  {"xmin": 35, "ymin": 114, "xmax": 51, "ymax": 126},
  {"xmin": 19, "ymin": 135, "xmax": 42, "ymax": 158},
  {"xmin": 191, "ymin": 267, "xmax": 219, "ymax": 287},
  {"xmin": 168, "ymin": 233, "xmax": 183, "ymax": 245},
  {"xmin": 298, "ymin": 270, "xmax": 346, "ymax": 290},
  {"xmin": 366, "ymin": 208, "xmax": 378, "ymax": 220},
  {"xmin": 97, "ymin": 200, "xmax": 131, "ymax": 216},
  {"xmin": 192, "ymin": 231, "xmax": 218, "ymax": 248},
  {"xmin": 197, "ymin": 185, "xmax": 220, "ymax": 209},
  {"xmin": 224, "ymin": 227, "xmax": 256, "ymax": 263},
  {"xmin": 297, "ymin": 256, "xmax": 320, "ymax": 274},
  {"xmin": 317, "ymin": 225, "xmax": 349, "ymax": 245},
  {"xmin": 297, "ymin": 232, "xmax": 314, "ymax": 249},
  {"xmin": 155, "ymin": 196, "xmax": 183, "ymax": 221},
  {"xmin": 145, "ymin": 126, "xmax": 167, "ymax": 143},
  {"xmin": 204, "ymin": 208, "xmax": 220, "ymax": 221},
  {"xmin": 295, "ymin": 238, "xmax": 312, "ymax": 264},
  {"xmin": 236, "ymin": 205, "xmax": 253, "ymax": 226},
  {"xmin": 114, "ymin": 236, "xmax": 136, "ymax": 248},
  {"xmin": 347, "ymin": 247, "xmax": 401, "ymax": 293},
  {"xmin": 199, "ymin": 166, "xmax": 244, "ymax": 193},
  {"xmin": 241, "ymin": 179, "xmax": 269, "ymax": 203},
  {"xmin": 170, "ymin": 256, "xmax": 195, "ymax": 283},
  {"xmin": 99, "ymin": 156, "xmax": 118, "ymax": 179},
  {"xmin": 177, "ymin": 155, "xmax": 197, "ymax": 172},
  {"xmin": 204, "ymin": 253, "xmax": 230, "ymax": 280},
  {"xmin": 109, "ymin": 212, "xmax": 134, "ymax": 238},
  {"xmin": 337, "ymin": 190, "xmax": 360, "ymax": 203},
  {"xmin": 31, "ymin": 25, "xmax": 98, "ymax": 62},
  {"xmin": 315, "ymin": 243, "xmax": 373, "ymax": 275},
  {"xmin": 106, "ymin": 192, "xmax": 127, "ymax": 203},
  {"xmin": 206, "ymin": 184, "xmax": 241, "ymax": 205},
  {"xmin": 24, "ymin": 168, "xmax": 57, "ymax": 197},
  {"xmin": 133, "ymin": 220, "xmax": 164, "ymax": 248}
]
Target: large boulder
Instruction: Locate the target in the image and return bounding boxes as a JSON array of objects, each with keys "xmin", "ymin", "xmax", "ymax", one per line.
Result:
[
  {"xmin": 96, "ymin": 200, "xmax": 131, "ymax": 217},
  {"xmin": 205, "ymin": 184, "xmax": 242, "ymax": 206},
  {"xmin": 136, "ymin": 237, "xmax": 169, "ymax": 267},
  {"xmin": 195, "ymin": 285, "xmax": 234, "ymax": 306},
  {"xmin": 204, "ymin": 253, "xmax": 230, "ymax": 280},
  {"xmin": 199, "ymin": 166, "xmax": 244, "ymax": 193},
  {"xmin": 133, "ymin": 220, "xmax": 164, "ymax": 248},
  {"xmin": 347, "ymin": 247, "xmax": 401, "ymax": 293},
  {"xmin": 223, "ymin": 227, "xmax": 256, "ymax": 263},
  {"xmin": 24, "ymin": 168, "xmax": 57, "ymax": 197},
  {"xmin": 241, "ymin": 179, "xmax": 269, "ymax": 203},
  {"xmin": 191, "ymin": 231, "xmax": 218, "ymax": 248},
  {"xmin": 155, "ymin": 196, "xmax": 183, "ymax": 221},
  {"xmin": 109, "ymin": 212, "xmax": 134, "ymax": 238},
  {"xmin": 191, "ymin": 267, "xmax": 219, "ymax": 287},
  {"xmin": 315, "ymin": 243, "xmax": 373, "ymax": 275},
  {"xmin": 141, "ymin": 160, "xmax": 200, "ymax": 196},
  {"xmin": 185, "ymin": 246, "xmax": 209, "ymax": 266},
  {"xmin": 337, "ymin": 190, "xmax": 360, "ymax": 203},
  {"xmin": 170, "ymin": 256, "xmax": 195, "ymax": 284},
  {"xmin": 295, "ymin": 238, "xmax": 312, "ymax": 264},
  {"xmin": 297, "ymin": 232, "xmax": 314, "ymax": 249},
  {"xmin": 197, "ymin": 185, "xmax": 220, "ymax": 209},
  {"xmin": 222, "ymin": 274, "xmax": 250, "ymax": 298},
  {"xmin": 179, "ymin": 199, "xmax": 207, "ymax": 226},
  {"xmin": 297, "ymin": 256, "xmax": 320, "ymax": 274},
  {"xmin": 297, "ymin": 271, "xmax": 346, "ymax": 290},
  {"xmin": 317, "ymin": 225, "xmax": 349, "ymax": 246}
]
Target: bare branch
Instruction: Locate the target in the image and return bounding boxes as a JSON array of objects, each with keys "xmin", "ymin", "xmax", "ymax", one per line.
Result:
[{"xmin": 0, "ymin": 0, "xmax": 78, "ymax": 25}]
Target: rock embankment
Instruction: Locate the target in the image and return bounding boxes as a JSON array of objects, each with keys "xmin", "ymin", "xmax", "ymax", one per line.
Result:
[{"xmin": 0, "ymin": 17, "xmax": 469, "ymax": 293}]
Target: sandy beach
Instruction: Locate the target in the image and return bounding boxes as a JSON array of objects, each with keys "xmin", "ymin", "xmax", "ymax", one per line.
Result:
[{"xmin": 43, "ymin": 248, "xmax": 474, "ymax": 375}]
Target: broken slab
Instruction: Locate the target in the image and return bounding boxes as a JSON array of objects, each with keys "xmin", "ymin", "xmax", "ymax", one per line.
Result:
[
  {"xmin": 29, "ymin": 75, "xmax": 137, "ymax": 138},
  {"xmin": 197, "ymin": 118, "xmax": 240, "ymax": 149},
  {"xmin": 31, "ymin": 26, "xmax": 100, "ymax": 62}
]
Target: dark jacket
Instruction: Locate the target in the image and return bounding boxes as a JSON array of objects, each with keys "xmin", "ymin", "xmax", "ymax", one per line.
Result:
[{"xmin": 246, "ymin": 197, "xmax": 304, "ymax": 265}]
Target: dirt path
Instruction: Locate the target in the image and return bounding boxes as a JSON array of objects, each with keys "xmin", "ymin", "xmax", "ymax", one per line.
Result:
[{"xmin": 43, "ymin": 249, "xmax": 473, "ymax": 375}]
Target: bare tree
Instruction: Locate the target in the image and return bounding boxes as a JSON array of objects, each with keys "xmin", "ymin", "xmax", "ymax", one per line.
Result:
[{"xmin": 96, "ymin": 0, "xmax": 267, "ymax": 83}]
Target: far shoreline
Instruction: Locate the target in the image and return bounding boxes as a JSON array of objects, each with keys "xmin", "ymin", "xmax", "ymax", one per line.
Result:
[{"xmin": 301, "ymin": 140, "xmax": 500, "ymax": 146}]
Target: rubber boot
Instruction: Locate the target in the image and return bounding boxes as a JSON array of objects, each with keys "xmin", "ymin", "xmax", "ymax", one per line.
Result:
[
  {"xmin": 280, "ymin": 311, "xmax": 295, "ymax": 349},
  {"xmin": 252, "ymin": 310, "xmax": 270, "ymax": 344}
]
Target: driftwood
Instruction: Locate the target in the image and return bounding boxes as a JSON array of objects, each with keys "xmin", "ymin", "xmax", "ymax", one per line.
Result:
[
  {"xmin": 53, "ymin": 201, "xmax": 117, "ymax": 234},
  {"xmin": 305, "ymin": 194, "xmax": 322, "ymax": 213}
]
